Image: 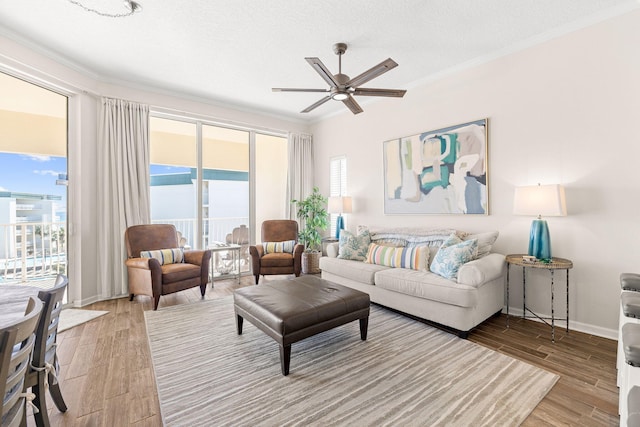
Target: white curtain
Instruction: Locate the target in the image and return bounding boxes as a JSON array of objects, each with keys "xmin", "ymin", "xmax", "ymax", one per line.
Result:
[
  {"xmin": 286, "ymin": 132, "xmax": 314, "ymax": 220},
  {"xmin": 97, "ymin": 98, "xmax": 150, "ymax": 299}
]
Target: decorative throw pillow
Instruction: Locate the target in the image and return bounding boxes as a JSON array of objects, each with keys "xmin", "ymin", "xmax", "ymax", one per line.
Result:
[
  {"xmin": 430, "ymin": 235, "xmax": 478, "ymax": 280},
  {"xmin": 463, "ymin": 231, "xmax": 498, "ymax": 259},
  {"xmin": 365, "ymin": 243, "xmax": 428, "ymax": 270},
  {"xmin": 264, "ymin": 240, "xmax": 296, "ymax": 254},
  {"xmin": 337, "ymin": 229, "xmax": 371, "ymax": 261},
  {"xmin": 140, "ymin": 247, "xmax": 184, "ymax": 265}
]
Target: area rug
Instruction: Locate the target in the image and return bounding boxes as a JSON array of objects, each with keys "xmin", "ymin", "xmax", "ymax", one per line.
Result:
[
  {"xmin": 145, "ymin": 297, "xmax": 558, "ymax": 427},
  {"xmin": 58, "ymin": 309, "xmax": 109, "ymax": 332}
]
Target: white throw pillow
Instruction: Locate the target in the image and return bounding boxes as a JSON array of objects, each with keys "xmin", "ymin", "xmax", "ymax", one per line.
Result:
[{"xmin": 463, "ymin": 231, "xmax": 498, "ymax": 259}]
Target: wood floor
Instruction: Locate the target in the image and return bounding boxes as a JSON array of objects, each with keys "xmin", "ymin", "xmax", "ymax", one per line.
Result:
[{"xmin": 37, "ymin": 275, "xmax": 619, "ymax": 427}]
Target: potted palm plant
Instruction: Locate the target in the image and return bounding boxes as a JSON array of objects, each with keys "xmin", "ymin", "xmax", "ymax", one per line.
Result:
[{"xmin": 292, "ymin": 187, "xmax": 329, "ymax": 274}]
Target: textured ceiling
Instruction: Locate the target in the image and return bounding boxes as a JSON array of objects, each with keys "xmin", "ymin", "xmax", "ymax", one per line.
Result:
[{"xmin": 0, "ymin": 0, "xmax": 636, "ymax": 122}]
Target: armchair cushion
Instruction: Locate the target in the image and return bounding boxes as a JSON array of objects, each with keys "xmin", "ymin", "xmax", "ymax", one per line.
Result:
[
  {"xmin": 264, "ymin": 240, "xmax": 296, "ymax": 254},
  {"xmin": 162, "ymin": 263, "xmax": 202, "ymax": 282},
  {"xmin": 140, "ymin": 247, "xmax": 184, "ymax": 265},
  {"xmin": 261, "ymin": 252, "xmax": 295, "ymax": 268}
]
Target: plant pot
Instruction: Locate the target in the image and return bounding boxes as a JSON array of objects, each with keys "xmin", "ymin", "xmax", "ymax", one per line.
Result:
[{"xmin": 302, "ymin": 251, "xmax": 321, "ymax": 274}]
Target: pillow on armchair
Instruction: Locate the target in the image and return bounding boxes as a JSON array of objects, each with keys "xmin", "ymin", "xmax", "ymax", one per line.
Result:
[
  {"xmin": 264, "ymin": 240, "xmax": 296, "ymax": 254},
  {"xmin": 140, "ymin": 247, "xmax": 184, "ymax": 265}
]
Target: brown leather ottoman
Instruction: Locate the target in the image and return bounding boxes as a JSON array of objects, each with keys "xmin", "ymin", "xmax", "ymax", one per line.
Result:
[{"xmin": 233, "ymin": 275, "xmax": 370, "ymax": 376}]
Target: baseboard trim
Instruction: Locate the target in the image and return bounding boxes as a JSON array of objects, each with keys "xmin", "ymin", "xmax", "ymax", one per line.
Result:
[{"xmin": 503, "ymin": 306, "xmax": 617, "ymax": 341}]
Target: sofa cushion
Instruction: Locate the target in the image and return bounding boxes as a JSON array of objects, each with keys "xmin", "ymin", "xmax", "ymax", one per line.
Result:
[
  {"xmin": 430, "ymin": 235, "xmax": 478, "ymax": 280},
  {"xmin": 319, "ymin": 256, "xmax": 388, "ymax": 285},
  {"xmin": 365, "ymin": 243, "xmax": 428, "ymax": 270},
  {"xmin": 337, "ymin": 229, "xmax": 371, "ymax": 261},
  {"xmin": 374, "ymin": 268, "xmax": 478, "ymax": 308}
]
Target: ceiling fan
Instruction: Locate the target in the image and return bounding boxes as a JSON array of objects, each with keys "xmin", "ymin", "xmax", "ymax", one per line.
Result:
[{"xmin": 272, "ymin": 43, "xmax": 407, "ymax": 115}]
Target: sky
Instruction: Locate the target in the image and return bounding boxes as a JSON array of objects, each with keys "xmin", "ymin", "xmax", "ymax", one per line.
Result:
[
  {"xmin": 0, "ymin": 152, "xmax": 67, "ymax": 198},
  {"xmin": 0, "ymin": 153, "xmax": 189, "ymax": 198}
]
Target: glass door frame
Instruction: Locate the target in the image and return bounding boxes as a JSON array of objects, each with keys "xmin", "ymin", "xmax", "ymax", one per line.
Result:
[
  {"xmin": 150, "ymin": 109, "xmax": 287, "ymax": 249},
  {"xmin": 0, "ymin": 66, "xmax": 77, "ymax": 305}
]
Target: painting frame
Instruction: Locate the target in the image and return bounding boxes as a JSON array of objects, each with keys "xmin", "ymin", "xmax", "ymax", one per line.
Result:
[{"xmin": 383, "ymin": 118, "xmax": 489, "ymax": 215}]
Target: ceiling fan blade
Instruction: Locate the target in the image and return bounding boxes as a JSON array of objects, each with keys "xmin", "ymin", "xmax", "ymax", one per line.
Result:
[
  {"xmin": 301, "ymin": 96, "xmax": 332, "ymax": 113},
  {"xmin": 342, "ymin": 95, "xmax": 363, "ymax": 115},
  {"xmin": 272, "ymin": 88, "xmax": 329, "ymax": 93},
  {"xmin": 347, "ymin": 58, "xmax": 398, "ymax": 88},
  {"xmin": 353, "ymin": 88, "xmax": 407, "ymax": 97},
  {"xmin": 305, "ymin": 57, "xmax": 339, "ymax": 88}
]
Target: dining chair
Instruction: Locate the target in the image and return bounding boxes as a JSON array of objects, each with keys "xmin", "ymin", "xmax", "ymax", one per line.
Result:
[
  {"xmin": 24, "ymin": 274, "xmax": 69, "ymax": 427},
  {"xmin": 0, "ymin": 297, "xmax": 43, "ymax": 427}
]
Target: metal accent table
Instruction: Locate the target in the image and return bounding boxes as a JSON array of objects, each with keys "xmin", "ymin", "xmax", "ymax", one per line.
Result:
[
  {"xmin": 506, "ymin": 254, "xmax": 573, "ymax": 342},
  {"xmin": 208, "ymin": 242, "xmax": 241, "ymax": 287}
]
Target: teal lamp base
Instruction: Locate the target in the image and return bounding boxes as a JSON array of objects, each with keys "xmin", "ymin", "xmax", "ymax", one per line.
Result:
[
  {"xmin": 528, "ymin": 218, "xmax": 551, "ymax": 260},
  {"xmin": 335, "ymin": 215, "xmax": 344, "ymax": 239}
]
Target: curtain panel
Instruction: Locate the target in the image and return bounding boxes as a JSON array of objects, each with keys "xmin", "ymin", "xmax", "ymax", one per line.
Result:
[
  {"xmin": 97, "ymin": 97, "xmax": 150, "ymax": 299},
  {"xmin": 286, "ymin": 132, "xmax": 314, "ymax": 220}
]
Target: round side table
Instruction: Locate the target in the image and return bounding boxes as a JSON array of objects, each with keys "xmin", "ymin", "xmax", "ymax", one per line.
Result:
[{"xmin": 506, "ymin": 254, "xmax": 573, "ymax": 342}]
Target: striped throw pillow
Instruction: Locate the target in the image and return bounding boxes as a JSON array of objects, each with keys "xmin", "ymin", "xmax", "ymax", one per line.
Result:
[
  {"xmin": 365, "ymin": 243, "xmax": 427, "ymax": 270},
  {"xmin": 264, "ymin": 240, "xmax": 296, "ymax": 254},
  {"xmin": 140, "ymin": 247, "xmax": 184, "ymax": 265}
]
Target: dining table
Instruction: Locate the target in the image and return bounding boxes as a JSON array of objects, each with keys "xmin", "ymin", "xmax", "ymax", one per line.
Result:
[{"xmin": 0, "ymin": 284, "xmax": 42, "ymax": 328}]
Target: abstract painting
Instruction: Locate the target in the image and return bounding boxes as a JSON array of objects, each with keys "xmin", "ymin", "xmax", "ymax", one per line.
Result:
[{"xmin": 383, "ymin": 119, "xmax": 488, "ymax": 215}]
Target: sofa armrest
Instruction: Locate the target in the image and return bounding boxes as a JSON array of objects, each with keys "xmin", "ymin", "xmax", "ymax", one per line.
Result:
[
  {"xmin": 327, "ymin": 242, "xmax": 339, "ymax": 258},
  {"xmin": 457, "ymin": 253, "xmax": 506, "ymax": 287}
]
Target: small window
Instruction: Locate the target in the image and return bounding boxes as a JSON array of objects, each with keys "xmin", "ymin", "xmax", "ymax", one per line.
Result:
[{"xmin": 329, "ymin": 156, "xmax": 347, "ymax": 237}]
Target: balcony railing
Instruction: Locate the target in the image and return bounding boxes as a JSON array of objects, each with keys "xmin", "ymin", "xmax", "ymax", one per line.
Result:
[
  {"xmin": 0, "ymin": 221, "xmax": 67, "ymax": 283},
  {"xmin": 151, "ymin": 217, "xmax": 251, "ymax": 273},
  {"xmin": 0, "ymin": 218, "xmax": 249, "ymax": 284}
]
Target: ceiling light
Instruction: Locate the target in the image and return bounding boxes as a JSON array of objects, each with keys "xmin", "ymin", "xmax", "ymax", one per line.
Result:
[
  {"xmin": 67, "ymin": 0, "xmax": 142, "ymax": 17},
  {"xmin": 331, "ymin": 92, "xmax": 349, "ymax": 101}
]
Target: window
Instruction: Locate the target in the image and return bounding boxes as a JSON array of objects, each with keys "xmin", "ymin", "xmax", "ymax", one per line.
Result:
[
  {"xmin": 329, "ymin": 156, "xmax": 347, "ymax": 237},
  {"xmin": 149, "ymin": 114, "xmax": 288, "ymax": 275}
]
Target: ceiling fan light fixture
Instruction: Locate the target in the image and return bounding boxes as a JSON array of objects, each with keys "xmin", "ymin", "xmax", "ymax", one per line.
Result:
[{"xmin": 273, "ymin": 42, "xmax": 405, "ymax": 115}]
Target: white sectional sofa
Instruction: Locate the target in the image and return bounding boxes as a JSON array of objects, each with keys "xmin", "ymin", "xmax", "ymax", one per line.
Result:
[{"xmin": 319, "ymin": 227, "xmax": 506, "ymax": 338}]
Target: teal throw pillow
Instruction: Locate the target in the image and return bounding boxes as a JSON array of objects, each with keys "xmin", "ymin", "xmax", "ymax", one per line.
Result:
[
  {"xmin": 337, "ymin": 229, "xmax": 371, "ymax": 261},
  {"xmin": 430, "ymin": 234, "xmax": 478, "ymax": 280}
]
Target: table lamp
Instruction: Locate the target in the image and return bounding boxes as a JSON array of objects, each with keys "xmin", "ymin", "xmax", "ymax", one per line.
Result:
[
  {"xmin": 327, "ymin": 196, "xmax": 352, "ymax": 239},
  {"xmin": 513, "ymin": 184, "xmax": 566, "ymax": 261}
]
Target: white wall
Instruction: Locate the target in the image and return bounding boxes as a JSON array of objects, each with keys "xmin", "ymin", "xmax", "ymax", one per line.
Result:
[
  {"xmin": 311, "ymin": 10, "xmax": 640, "ymax": 338},
  {"xmin": 0, "ymin": 34, "xmax": 309, "ymax": 306}
]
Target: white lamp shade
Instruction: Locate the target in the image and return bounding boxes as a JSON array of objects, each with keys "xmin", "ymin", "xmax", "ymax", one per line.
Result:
[
  {"xmin": 513, "ymin": 184, "xmax": 567, "ymax": 217},
  {"xmin": 328, "ymin": 196, "xmax": 353, "ymax": 214}
]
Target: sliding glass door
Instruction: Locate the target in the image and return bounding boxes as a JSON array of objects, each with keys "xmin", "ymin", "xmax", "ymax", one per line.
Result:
[{"xmin": 0, "ymin": 72, "xmax": 68, "ymax": 286}]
